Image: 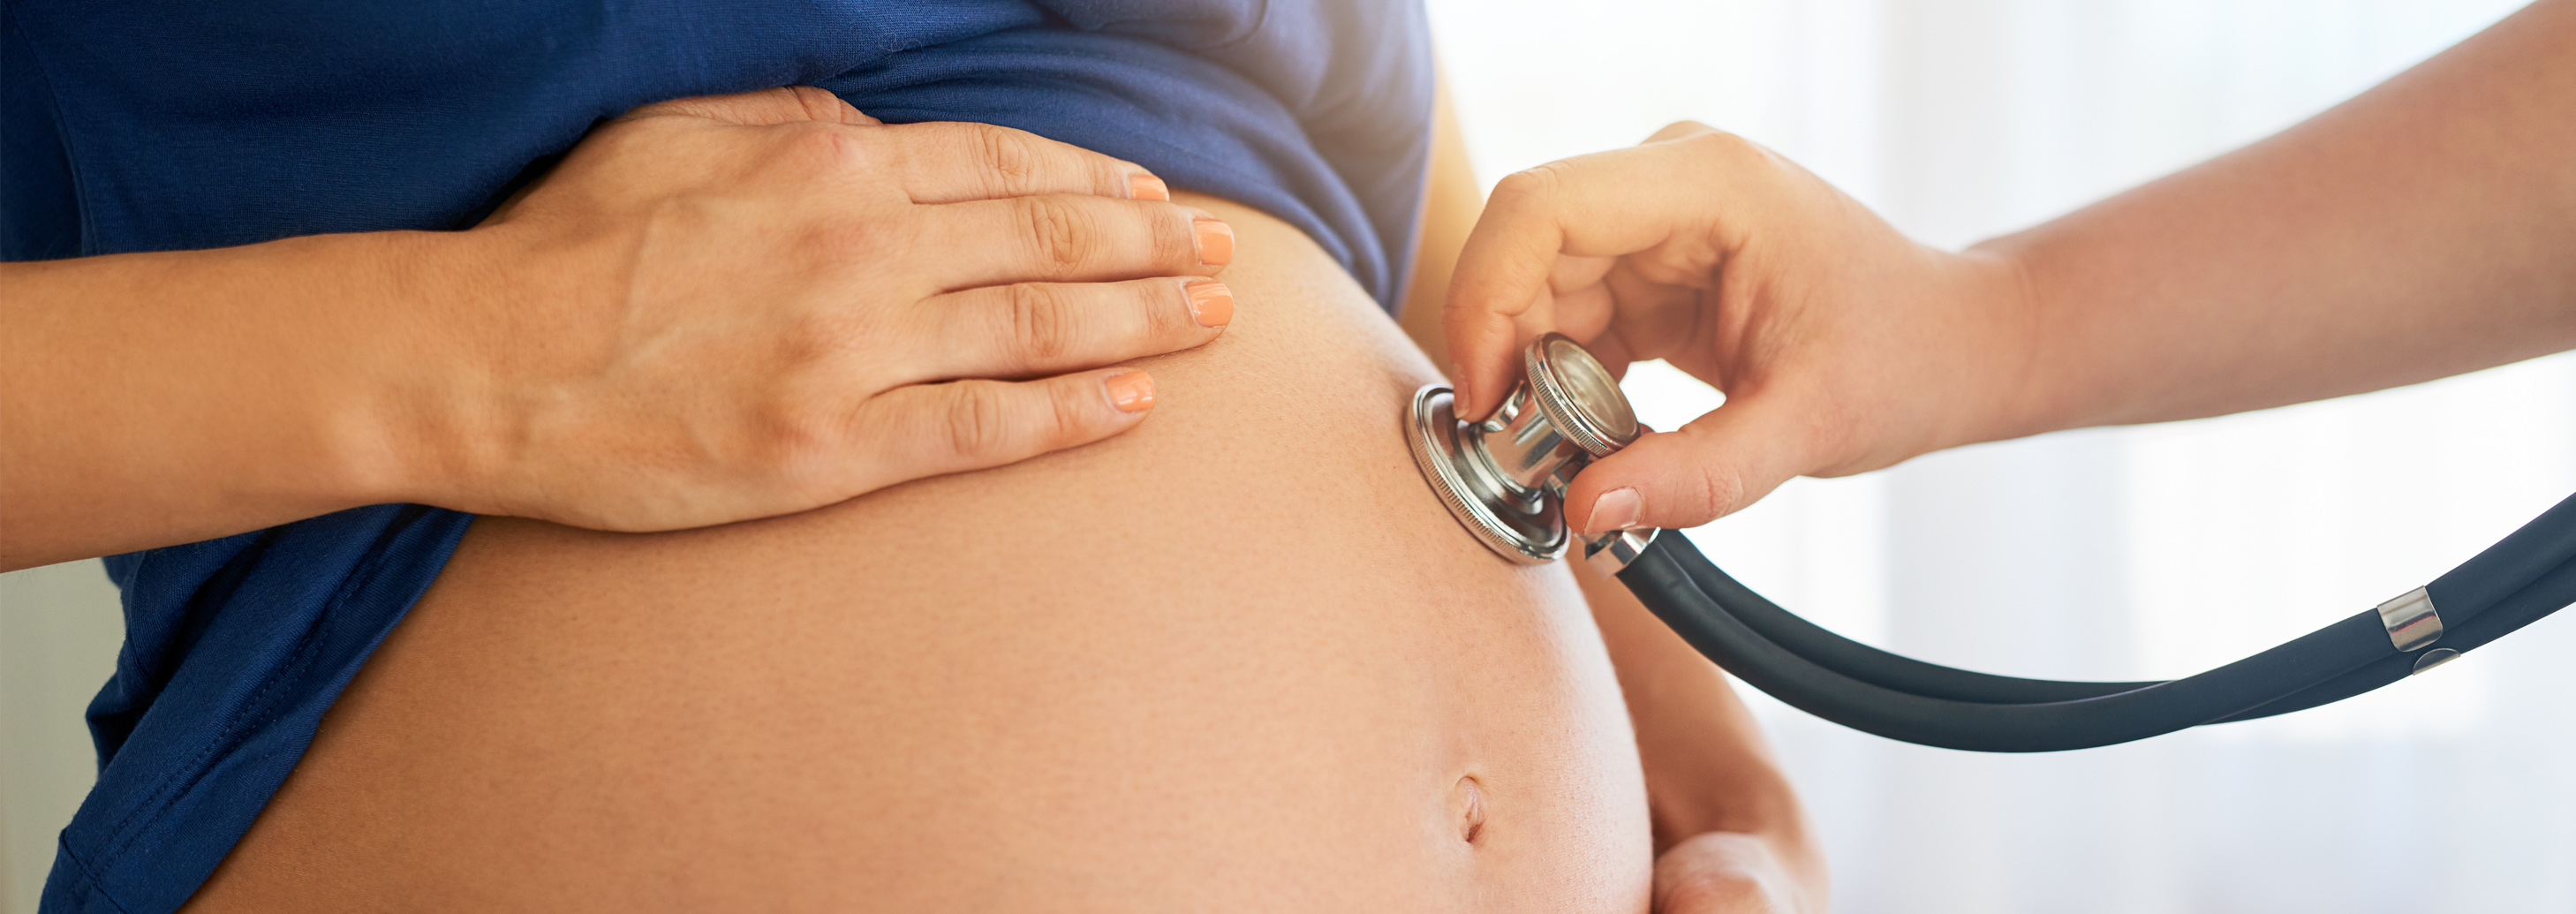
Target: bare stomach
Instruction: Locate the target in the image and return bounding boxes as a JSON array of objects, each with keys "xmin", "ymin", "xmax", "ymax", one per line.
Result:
[{"xmin": 186, "ymin": 193, "xmax": 1654, "ymax": 912}]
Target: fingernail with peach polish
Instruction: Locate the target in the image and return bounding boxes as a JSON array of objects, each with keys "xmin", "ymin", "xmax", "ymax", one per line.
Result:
[
  {"xmin": 1184, "ymin": 280, "xmax": 1234, "ymax": 328},
  {"xmin": 1129, "ymin": 173, "xmax": 1170, "ymax": 201},
  {"xmin": 1587, "ymin": 487, "xmax": 1643, "ymax": 533},
  {"xmin": 1193, "ymin": 217, "xmax": 1235, "ymax": 267},
  {"xmin": 1104, "ymin": 370, "xmax": 1156, "ymax": 413}
]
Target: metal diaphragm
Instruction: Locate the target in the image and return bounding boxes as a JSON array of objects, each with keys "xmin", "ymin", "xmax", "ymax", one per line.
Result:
[{"xmin": 1406, "ymin": 333, "xmax": 1643, "ymax": 564}]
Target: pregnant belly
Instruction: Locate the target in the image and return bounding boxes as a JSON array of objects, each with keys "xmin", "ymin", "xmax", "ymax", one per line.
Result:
[{"xmin": 186, "ymin": 193, "xmax": 1654, "ymax": 913}]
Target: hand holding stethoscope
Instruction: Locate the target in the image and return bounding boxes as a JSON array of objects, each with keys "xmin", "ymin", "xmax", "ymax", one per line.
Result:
[
  {"xmin": 1439, "ymin": 110, "xmax": 2573, "ymax": 542},
  {"xmin": 1420, "ymin": 0, "xmax": 2576, "ymax": 754}
]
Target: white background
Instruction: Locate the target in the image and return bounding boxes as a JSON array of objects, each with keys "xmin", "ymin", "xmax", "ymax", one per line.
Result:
[
  {"xmin": 1427, "ymin": 0, "xmax": 2574, "ymax": 910},
  {"xmin": 5, "ymin": 2, "xmax": 2573, "ymax": 911}
]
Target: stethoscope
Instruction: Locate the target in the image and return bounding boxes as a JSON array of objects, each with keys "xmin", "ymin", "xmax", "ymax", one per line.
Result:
[{"xmin": 1408, "ymin": 333, "xmax": 2576, "ymax": 752}]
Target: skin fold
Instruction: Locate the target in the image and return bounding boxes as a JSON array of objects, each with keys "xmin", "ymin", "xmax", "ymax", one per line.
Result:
[{"xmin": 183, "ymin": 192, "xmax": 1666, "ymax": 912}]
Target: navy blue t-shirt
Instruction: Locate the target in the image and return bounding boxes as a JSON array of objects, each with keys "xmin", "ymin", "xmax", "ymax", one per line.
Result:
[{"xmin": 0, "ymin": 3, "xmax": 1430, "ymax": 910}]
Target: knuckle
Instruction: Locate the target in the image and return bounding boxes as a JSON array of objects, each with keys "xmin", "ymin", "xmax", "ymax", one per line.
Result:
[
  {"xmin": 1041, "ymin": 381, "xmax": 1094, "ymax": 443},
  {"xmin": 971, "ymin": 124, "xmax": 1042, "ymax": 196},
  {"xmin": 941, "ymin": 383, "xmax": 1016, "ymax": 459},
  {"xmin": 1704, "ymin": 470, "xmax": 1747, "ymax": 518},
  {"xmin": 1095, "ymin": 158, "xmax": 1136, "ymax": 196},
  {"xmin": 1678, "ymin": 129, "xmax": 1767, "ymax": 169},
  {"xmin": 1001, "ymin": 283, "xmax": 1083, "ymax": 366},
  {"xmin": 1687, "ymin": 451, "xmax": 1746, "ymax": 518},
  {"xmin": 1153, "ymin": 210, "xmax": 1197, "ymax": 267},
  {"xmin": 1015, "ymin": 196, "xmax": 1097, "ymax": 276},
  {"xmin": 1141, "ymin": 282, "xmax": 1190, "ymax": 339},
  {"xmin": 1650, "ymin": 118, "xmax": 1717, "ymax": 140},
  {"xmin": 754, "ymin": 394, "xmax": 843, "ymax": 485},
  {"xmin": 780, "ymin": 122, "xmax": 858, "ymax": 166},
  {"xmin": 1489, "ymin": 165, "xmax": 1567, "ymax": 214},
  {"xmin": 767, "ymin": 125, "xmax": 879, "ymax": 189}
]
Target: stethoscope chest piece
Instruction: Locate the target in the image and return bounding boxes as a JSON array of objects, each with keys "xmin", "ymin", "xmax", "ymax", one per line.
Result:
[{"xmin": 1407, "ymin": 333, "xmax": 1643, "ymax": 565}]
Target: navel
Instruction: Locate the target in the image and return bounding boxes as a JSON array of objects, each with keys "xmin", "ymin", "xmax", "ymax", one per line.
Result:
[{"xmin": 1453, "ymin": 774, "xmax": 1487, "ymax": 845}]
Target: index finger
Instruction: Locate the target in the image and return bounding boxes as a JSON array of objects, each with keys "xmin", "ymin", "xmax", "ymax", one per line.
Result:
[
  {"xmin": 1443, "ymin": 124, "xmax": 1749, "ymax": 419},
  {"xmin": 880, "ymin": 121, "xmax": 1167, "ymax": 205}
]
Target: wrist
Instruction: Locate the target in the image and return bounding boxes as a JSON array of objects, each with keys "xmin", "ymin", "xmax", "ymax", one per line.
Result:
[
  {"xmin": 1950, "ymin": 238, "xmax": 2077, "ymax": 444},
  {"xmin": 335, "ymin": 227, "xmax": 522, "ymax": 514},
  {"xmin": 1966, "ymin": 223, "xmax": 2193, "ymax": 442}
]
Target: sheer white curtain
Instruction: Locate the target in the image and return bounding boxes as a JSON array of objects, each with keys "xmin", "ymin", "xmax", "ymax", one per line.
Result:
[{"xmin": 1428, "ymin": 2, "xmax": 2576, "ymax": 911}]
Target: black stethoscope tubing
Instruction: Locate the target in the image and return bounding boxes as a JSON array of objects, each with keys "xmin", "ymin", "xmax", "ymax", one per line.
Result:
[{"xmin": 1616, "ymin": 490, "xmax": 2576, "ymax": 752}]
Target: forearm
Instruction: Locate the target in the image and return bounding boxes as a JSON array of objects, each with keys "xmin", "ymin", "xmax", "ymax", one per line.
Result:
[
  {"xmin": 1576, "ymin": 560, "xmax": 1819, "ymax": 877},
  {"xmin": 1980, "ymin": 0, "xmax": 2576, "ymax": 437},
  {"xmin": 0, "ymin": 231, "xmax": 477, "ymax": 569}
]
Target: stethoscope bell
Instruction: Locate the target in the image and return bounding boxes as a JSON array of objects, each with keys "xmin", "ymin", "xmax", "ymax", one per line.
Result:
[{"xmin": 1407, "ymin": 333, "xmax": 1644, "ymax": 565}]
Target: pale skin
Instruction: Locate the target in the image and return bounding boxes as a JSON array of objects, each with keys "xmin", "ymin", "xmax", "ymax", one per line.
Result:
[
  {"xmin": 2, "ymin": 72, "xmax": 1824, "ymax": 912},
  {"xmin": 0, "ymin": 87, "xmax": 1238, "ymax": 570},
  {"xmin": 1446, "ymin": 0, "xmax": 2576, "ymax": 537}
]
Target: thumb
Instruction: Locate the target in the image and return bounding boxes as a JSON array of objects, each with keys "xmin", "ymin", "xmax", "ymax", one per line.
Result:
[
  {"xmin": 622, "ymin": 86, "xmax": 880, "ymax": 127},
  {"xmin": 1565, "ymin": 395, "xmax": 1815, "ymax": 533}
]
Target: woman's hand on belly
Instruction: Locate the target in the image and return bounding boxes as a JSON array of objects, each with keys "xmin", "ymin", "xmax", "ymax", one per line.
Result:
[
  {"xmin": 0, "ymin": 88, "xmax": 1245, "ymax": 568},
  {"xmin": 429, "ymin": 87, "xmax": 1242, "ymax": 533}
]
